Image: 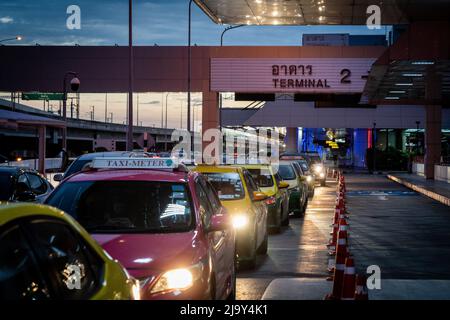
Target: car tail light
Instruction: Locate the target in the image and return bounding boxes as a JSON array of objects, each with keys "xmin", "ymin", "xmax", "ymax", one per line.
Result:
[{"xmin": 265, "ymin": 196, "xmax": 276, "ymax": 205}]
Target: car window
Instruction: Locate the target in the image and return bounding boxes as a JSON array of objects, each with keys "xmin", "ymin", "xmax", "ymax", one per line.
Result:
[
  {"xmin": 194, "ymin": 178, "xmax": 213, "ymax": 228},
  {"xmin": 0, "ymin": 224, "xmax": 51, "ymax": 300},
  {"xmin": 203, "ymin": 172, "xmax": 245, "ymax": 200},
  {"xmin": 242, "ymin": 171, "xmax": 258, "ymax": 196},
  {"xmin": 26, "ymin": 173, "xmax": 47, "ymax": 195},
  {"xmin": 28, "ymin": 219, "xmax": 102, "ymax": 300},
  {"xmin": 46, "ymin": 181, "xmax": 194, "ymax": 233},
  {"xmin": 0, "ymin": 173, "xmax": 14, "ymax": 201},
  {"xmin": 64, "ymin": 159, "xmax": 91, "ymax": 178},
  {"xmin": 204, "ymin": 180, "xmax": 222, "ymax": 214},
  {"xmin": 292, "ymin": 162, "xmax": 304, "ymax": 176},
  {"xmin": 278, "ymin": 164, "xmax": 296, "ymax": 180},
  {"xmin": 247, "ymin": 168, "xmax": 274, "ymax": 188}
]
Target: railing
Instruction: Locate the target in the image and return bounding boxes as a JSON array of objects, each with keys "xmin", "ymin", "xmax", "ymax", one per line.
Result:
[{"xmin": 0, "ymin": 158, "xmax": 62, "ymax": 171}]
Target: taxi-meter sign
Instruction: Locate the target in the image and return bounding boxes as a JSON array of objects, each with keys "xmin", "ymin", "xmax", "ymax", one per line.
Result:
[{"xmin": 91, "ymin": 157, "xmax": 176, "ymax": 169}]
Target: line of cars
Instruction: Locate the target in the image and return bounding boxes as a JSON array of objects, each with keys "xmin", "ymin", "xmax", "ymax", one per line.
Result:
[{"xmin": 0, "ymin": 151, "xmax": 323, "ymax": 300}]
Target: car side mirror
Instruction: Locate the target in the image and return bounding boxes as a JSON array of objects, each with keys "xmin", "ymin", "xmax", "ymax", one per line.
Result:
[
  {"xmin": 53, "ymin": 173, "xmax": 63, "ymax": 182},
  {"xmin": 252, "ymin": 191, "xmax": 268, "ymax": 201},
  {"xmin": 278, "ymin": 181, "xmax": 289, "ymax": 189},
  {"xmin": 208, "ymin": 214, "xmax": 231, "ymax": 232},
  {"xmin": 15, "ymin": 191, "xmax": 36, "ymax": 202}
]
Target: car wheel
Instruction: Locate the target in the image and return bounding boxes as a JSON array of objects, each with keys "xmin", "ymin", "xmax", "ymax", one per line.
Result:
[
  {"xmin": 240, "ymin": 230, "xmax": 257, "ymax": 270},
  {"xmin": 227, "ymin": 254, "xmax": 237, "ymax": 300},
  {"xmin": 309, "ymin": 188, "xmax": 315, "ymax": 198},
  {"xmin": 257, "ymin": 229, "xmax": 268, "ymax": 255},
  {"xmin": 209, "ymin": 274, "xmax": 216, "ymax": 300},
  {"xmin": 281, "ymin": 208, "xmax": 289, "ymax": 226}
]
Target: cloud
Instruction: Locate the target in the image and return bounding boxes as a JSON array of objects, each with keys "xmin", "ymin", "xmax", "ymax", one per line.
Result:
[{"xmin": 0, "ymin": 16, "xmax": 14, "ymax": 24}]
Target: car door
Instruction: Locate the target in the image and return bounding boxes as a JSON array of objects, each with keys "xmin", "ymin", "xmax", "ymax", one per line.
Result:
[
  {"xmin": 25, "ymin": 218, "xmax": 104, "ymax": 299},
  {"xmin": 292, "ymin": 162, "xmax": 307, "ymax": 205},
  {"xmin": 0, "ymin": 222, "xmax": 52, "ymax": 300},
  {"xmin": 243, "ymin": 171, "xmax": 266, "ymax": 248},
  {"xmin": 25, "ymin": 172, "xmax": 50, "ymax": 202}
]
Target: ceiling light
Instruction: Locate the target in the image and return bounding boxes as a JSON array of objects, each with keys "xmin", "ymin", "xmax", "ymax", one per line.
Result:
[
  {"xmin": 385, "ymin": 96, "xmax": 400, "ymax": 100},
  {"xmin": 402, "ymin": 73, "xmax": 423, "ymax": 77},
  {"xmin": 272, "ymin": 11, "xmax": 279, "ymax": 17},
  {"xmin": 395, "ymin": 83, "xmax": 413, "ymax": 86},
  {"xmin": 318, "ymin": 16, "xmax": 325, "ymax": 21},
  {"xmin": 319, "ymin": 6, "xmax": 325, "ymax": 11},
  {"xmin": 389, "ymin": 90, "xmax": 406, "ymax": 94},
  {"xmin": 412, "ymin": 61, "xmax": 434, "ymax": 65}
]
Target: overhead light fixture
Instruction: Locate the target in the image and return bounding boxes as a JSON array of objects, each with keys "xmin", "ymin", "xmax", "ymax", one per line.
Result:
[
  {"xmin": 395, "ymin": 83, "xmax": 413, "ymax": 86},
  {"xmin": 318, "ymin": 16, "xmax": 325, "ymax": 21},
  {"xmin": 272, "ymin": 11, "xmax": 279, "ymax": 17},
  {"xmin": 319, "ymin": 6, "xmax": 326, "ymax": 11},
  {"xmin": 402, "ymin": 73, "xmax": 423, "ymax": 77},
  {"xmin": 412, "ymin": 61, "xmax": 434, "ymax": 65},
  {"xmin": 389, "ymin": 90, "xmax": 406, "ymax": 94},
  {"xmin": 385, "ymin": 96, "xmax": 400, "ymax": 100}
]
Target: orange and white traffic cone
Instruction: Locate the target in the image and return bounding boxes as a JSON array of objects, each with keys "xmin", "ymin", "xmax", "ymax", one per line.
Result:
[
  {"xmin": 341, "ymin": 257, "xmax": 356, "ymax": 300},
  {"xmin": 326, "ymin": 242, "xmax": 347, "ymax": 299},
  {"xmin": 329, "ymin": 222, "xmax": 348, "ymax": 256},
  {"xmin": 355, "ymin": 274, "xmax": 369, "ymax": 300}
]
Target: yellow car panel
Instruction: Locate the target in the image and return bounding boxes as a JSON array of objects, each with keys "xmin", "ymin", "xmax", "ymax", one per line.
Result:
[{"xmin": 0, "ymin": 202, "xmax": 139, "ymax": 300}]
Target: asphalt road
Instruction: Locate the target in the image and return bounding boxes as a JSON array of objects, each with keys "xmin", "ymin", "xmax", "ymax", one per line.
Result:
[
  {"xmin": 236, "ymin": 180, "xmax": 337, "ymax": 300},
  {"xmin": 236, "ymin": 173, "xmax": 450, "ymax": 300}
]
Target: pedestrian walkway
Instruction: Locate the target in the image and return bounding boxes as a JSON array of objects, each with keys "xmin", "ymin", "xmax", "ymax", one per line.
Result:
[{"xmin": 387, "ymin": 173, "xmax": 450, "ymax": 206}]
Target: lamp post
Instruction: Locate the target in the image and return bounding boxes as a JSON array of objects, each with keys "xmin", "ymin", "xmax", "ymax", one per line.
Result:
[
  {"xmin": 0, "ymin": 35, "xmax": 22, "ymax": 44},
  {"xmin": 62, "ymin": 71, "xmax": 80, "ymax": 150},
  {"xmin": 219, "ymin": 25, "xmax": 245, "ymax": 131},
  {"xmin": 372, "ymin": 122, "xmax": 376, "ymax": 174},
  {"xmin": 416, "ymin": 120, "xmax": 420, "ymax": 154},
  {"xmin": 126, "ymin": 0, "xmax": 134, "ymax": 151}
]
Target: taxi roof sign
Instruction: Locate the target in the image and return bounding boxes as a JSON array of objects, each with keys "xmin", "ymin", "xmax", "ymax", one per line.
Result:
[{"xmin": 91, "ymin": 157, "xmax": 177, "ymax": 170}]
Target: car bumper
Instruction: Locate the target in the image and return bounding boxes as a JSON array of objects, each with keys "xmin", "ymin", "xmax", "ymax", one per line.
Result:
[
  {"xmin": 288, "ymin": 190, "xmax": 301, "ymax": 213},
  {"xmin": 266, "ymin": 202, "xmax": 280, "ymax": 228}
]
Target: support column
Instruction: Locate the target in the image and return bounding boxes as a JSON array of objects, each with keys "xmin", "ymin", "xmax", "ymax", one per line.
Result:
[
  {"xmin": 424, "ymin": 67, "xmax": 442, "ymax": 180},
  {"xmin": 424, "ymin": 105, "xmax": 441, "ymax": 179},
  {"xmin": 202, "ymin": 91, "xmax": 219, "ymax": 162},
  {"xmin": 284, "ymin": 127, "xmax": 298, "ymax": 153},
  {"xmin": 38, "ymin": 125, "xmax": 46, "ymax": 174}
]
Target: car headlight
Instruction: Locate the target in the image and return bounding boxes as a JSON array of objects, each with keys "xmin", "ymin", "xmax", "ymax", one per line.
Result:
[
  {"xmin": 149, "ymin": 263, "xmax": 203, "ymax": 294},
  {"xmin": 314, "ymin": 165, "xmax": 323, "ymax": 174},
  {"xmin": 232, "ymin": 214, "xmax": 249, "ymax": 229},
  {"xmin": 306, "ymin": 175, "xmax": 312, "ymax": 183},
  {"xmin": 131, "ymin": 280, "xmax": 141, "ymax": 300}
]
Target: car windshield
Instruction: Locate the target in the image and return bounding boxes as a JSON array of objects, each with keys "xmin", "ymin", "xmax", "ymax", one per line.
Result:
[
  {"xmin": 278, "ymin": 164, "xmax": 296, "ymax": 180},
  {"xmin": 0, "ymin": 173, "xmax": 13, "ymax": 200},
  {"xmin": 203, "ymin": 172, "xmax": 245, "ymax": 200},
  {"xmin": 45, "ymin": 180, "xmax": 194, "ymax": 233},
  {"xmin": 64, "ymin": 159, "xmax": 91, "ymax": 178},
  {"xmin": 297, "ymin": 160, "xmax": 310, "ymax": 172},
  {"xmin": 247, "ymin": 168, "xmax": 274, "ymax": 188}
]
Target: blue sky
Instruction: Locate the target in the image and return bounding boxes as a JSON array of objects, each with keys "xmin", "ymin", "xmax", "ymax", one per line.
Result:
[{"xmin": 0, "ymin": 0, "xmax": 388, "ymax": 46}]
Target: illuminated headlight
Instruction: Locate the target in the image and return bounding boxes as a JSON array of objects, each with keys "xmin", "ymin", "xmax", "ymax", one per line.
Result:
[
  {"xmin": 150, "ymin": 263, "xmax": 203, "ymax": 294},
  {"xmin": 306, "ymin": 175, "xmax": 313, "ymax": 183},
  {"xmin": 314, "ymin": 165, "xmax": 323, "ymax": 174},
  {"xmin": 232, "ymin": 215, "xmax": 249, "ymax": 229},
  {"xmin": 319, "ymin": 172, "xmax": 325, "ymax": 178},
  {"xmin": 131, "ymin": 280, "xmax": 141, "ymax": 300}
]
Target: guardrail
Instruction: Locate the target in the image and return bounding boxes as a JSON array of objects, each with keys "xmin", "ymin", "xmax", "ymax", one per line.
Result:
[{"xmin": 0, "ymin": 158, "xmax": 62, "ymax": 171}]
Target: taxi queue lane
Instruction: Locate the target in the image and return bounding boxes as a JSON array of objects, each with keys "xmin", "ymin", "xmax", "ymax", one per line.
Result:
[{"xmin": 0, "ymin": 156, "xmax": 328, "ymax": 300}]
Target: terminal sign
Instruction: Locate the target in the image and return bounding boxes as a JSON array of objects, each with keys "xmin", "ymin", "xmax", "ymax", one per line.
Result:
[{"xmin": 210, "ymin": 58, "xmax": 375, "ymax": 93}]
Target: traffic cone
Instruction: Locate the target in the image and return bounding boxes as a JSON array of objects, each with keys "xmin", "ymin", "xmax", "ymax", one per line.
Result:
[
  {"xmin": 355, "ymin": 274, "xmax": 369, "ymax": 300},
  {"xmin": 328, "ymin": 243, "xmax": 347, "ymax": 299},
  {"xmin": 329, "ymin": 222, "xmax": 348, "ymax": 256},
  {"xmin": 341, "ymin": 257, "xmax": 356, "ymax": 300}
]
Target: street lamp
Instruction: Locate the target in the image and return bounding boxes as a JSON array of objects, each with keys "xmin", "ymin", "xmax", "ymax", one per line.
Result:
[
  {"xmin": 0, "ymin": 35, "xmax": 22, "ymax": 44},
  {"xmin": 62, "ymin": 71, "xmax": 80, "ymax": 150}
]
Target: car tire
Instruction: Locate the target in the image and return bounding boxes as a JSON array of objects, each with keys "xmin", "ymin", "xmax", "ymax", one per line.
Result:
[
  {"xmin": 257, "ymin": 230, "xmax": 268, "ymax": 255},
  {"xmin": 281, "ymin": 209, "xmax": 289, "ymax": 226},
  {"xmin": 241, "ymin": 231, "xmax": 257, "ymax": 270},
  {"xmin": 309, "ymin": 188, "xmax": 315, "ymax": 198}
]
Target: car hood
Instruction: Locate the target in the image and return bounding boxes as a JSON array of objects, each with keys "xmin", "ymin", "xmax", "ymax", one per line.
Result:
[
  {"xmin": 221, "ymin": 198, "xmax": 250, "ymax": 215},
  {"xmin": 260, "ymin": 186, "xmax": 276, "ymax": 197},
  {"xmin": 93, "ymin": 232, "xmax": 200, "ymax": 277}
]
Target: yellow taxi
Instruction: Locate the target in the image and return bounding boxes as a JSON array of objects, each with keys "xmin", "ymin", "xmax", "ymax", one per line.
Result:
[
  {"xmin": 239, "ymin": 164, "xmax": 290, "ymax": 233},
  {"xmin": 0, "ymin": 202, "xmax": 139, "ymax": 300},
  {"xmin": 194, "ymin": 165, "xmax": 268, "ymax": 269}
]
